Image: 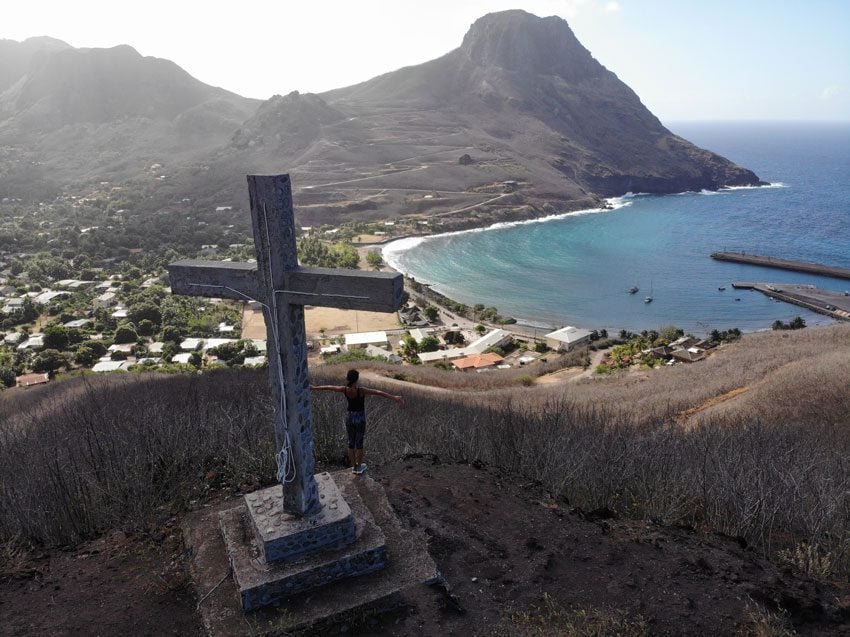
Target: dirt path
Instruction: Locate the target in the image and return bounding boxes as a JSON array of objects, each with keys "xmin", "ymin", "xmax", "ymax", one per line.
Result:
[{"xmin": 676, "ymin": 386, "xmax": 751, "ymax": 426}]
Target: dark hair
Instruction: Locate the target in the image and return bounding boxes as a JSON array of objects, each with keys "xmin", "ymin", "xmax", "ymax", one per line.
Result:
[{"xmin": 346, "ymin": 369, "xmax": 359, "ymax": 387}]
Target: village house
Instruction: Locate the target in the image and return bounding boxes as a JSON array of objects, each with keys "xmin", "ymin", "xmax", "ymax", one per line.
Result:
[
  {"xmin": 16, "ymin": 373, "xmax": 50, "ymax": 388},
  {"xmin": 344, "ymin": 331, "xmax": 390, "ymax": 350},
  {"xmin": 180, "ymin": 337, "xmax": 205, "ymax": 351},
  {"xmin": 545, "ymin": 326, "xmax": 593, "ymax": 351},
  {"xmin": 365, "ymin": 345, "xmax": 403, "ymax": 364},
  {"xmin": 33, "ymin": 290, "xmax": 68, "ymax": 305},
  {"xmin": 452, "ymin": 352, "xmax": 504, "ymax": 371},
  {"xmin": 671, "ymin": 347, "xmax": 706, "ymax": 363},
  {"xmin": 418, "ymin": 328, "xmax": 512, "ymax": 363},
  {"xmin": 92, "ymin": 361, "xmax": 133, "ymax": 373},
  {"xmin": 408, "ymin": 327, "xmax": 432, "ymax": 343},
  {"xmin": 3, "ymin": 332, "xmax": 24, "ymax": 345},
  {"xmin": 17, "ymin": 334, "xmax": 44, "ymax": 350},
  {"xmin": 93, "ymin": 290, "xmax": 117, "ymax": 309},
  {"xmin": 2, "ymin": 297, "xmax": 24, "ymax": 313},
  {"xmin": 63, "ymin": 318, "xmax": 91, "ymax": 328}
]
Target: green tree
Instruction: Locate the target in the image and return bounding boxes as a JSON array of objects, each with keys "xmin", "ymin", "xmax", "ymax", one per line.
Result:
[
  {"xmin": 418, "ymin": 335, "xmax": 440, "ymax": 352},
  {"xmin": 31, "ymin": 349, "xmax": 68, "ymax": 374},
  {"xmin": 0, "ymin": 366, "xmax": 16, "ymax": 388},
  {"xmin": 130, "ymin": 303, "xmax": 162, "ymax": 327},
  {"xmin": 400, "ymin": 335, "xmax": 418, "ymax": 357},
  {"xmin": 423, "ymin": 306, "xmax": 440, "ymax": 322},
  {"xmin": 366, "ymin": 251, "xmax": 383, "ymax": 270},
  {"xmin": 136, "ymin": 319, "xmax": 155, "ymax": 337},
  {"xmin": 161, "ymin": 325, "xmax": 183, "ymax": 344},
  {"xmin": 443, "ymin": 330, "xmax": 465, "ymax": 345},
  {"xmin": 113, "ymin": 325, "xmax": 139, "ymax": 344},
  {"xmin": 73, "ymin": 346, "xmax": 97, "ymax": 367},
  {"xmin": 42, "ymin": 324, "xmax": 70, "ymax": 351},
  {"xmin": 86, "ymin": 341, "xmax": 109, "ymax": 358}
]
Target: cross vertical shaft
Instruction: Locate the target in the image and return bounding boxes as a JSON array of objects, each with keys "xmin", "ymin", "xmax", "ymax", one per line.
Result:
[{"xmin": 249, "ymin": 174, "xmax": 319, "ymax": 515}]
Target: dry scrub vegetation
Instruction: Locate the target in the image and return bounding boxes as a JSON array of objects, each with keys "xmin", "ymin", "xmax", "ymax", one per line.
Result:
[
  {"xmin": 334, "ymin": 347, "xmax": 589, "ymax": 391},
  {"xmin": 1, "ymin": 324, "xmax": 849, "ymax": 580}
]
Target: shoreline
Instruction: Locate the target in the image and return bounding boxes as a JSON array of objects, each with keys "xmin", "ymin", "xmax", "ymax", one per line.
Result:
[{"xmin": 369, "ymin": 182, "xmax": 826, "ymax": 336}]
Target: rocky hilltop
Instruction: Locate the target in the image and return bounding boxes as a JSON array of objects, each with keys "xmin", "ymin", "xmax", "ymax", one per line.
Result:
[{"xmin": 0, "ymin": 11, "xmax": 763, "ymax": 225}]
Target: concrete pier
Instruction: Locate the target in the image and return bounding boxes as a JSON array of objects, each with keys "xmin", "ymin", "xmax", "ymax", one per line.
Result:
[
  {"xmin": 733, "ymin": 282, "xmax": 850, "ymax": 321},
  {"xmin": 711, "ymin": 252, "xmax": 850, "ymax": 280}
]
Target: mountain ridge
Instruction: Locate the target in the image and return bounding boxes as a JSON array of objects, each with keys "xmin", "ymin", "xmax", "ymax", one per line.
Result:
[{"xmin": 0, "ymin": 11, "xmax": 763, "ymax": 226}]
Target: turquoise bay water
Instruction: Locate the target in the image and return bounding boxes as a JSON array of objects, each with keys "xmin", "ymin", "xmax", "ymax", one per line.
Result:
[{"xmin": 384, "ymin": 122, "xmax": 850, "ymax": 334}]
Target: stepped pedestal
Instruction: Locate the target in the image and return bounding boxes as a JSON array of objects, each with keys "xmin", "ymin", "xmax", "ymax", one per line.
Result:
[
  {"xmin": 221, "ymin": 472, "xmax": 387, "ymax": 610},
  {"xmin": 184, "ymin": 469, "xmax": 439, "ymax": 634}
]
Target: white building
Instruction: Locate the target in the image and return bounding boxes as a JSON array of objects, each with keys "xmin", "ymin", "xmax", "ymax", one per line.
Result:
[
  {"xmin": 545, "ymin": 326, "xmax": 593, "ymax": 351},
  {"xmin": 344, "ymin": 331, "xmax": 389, "ymax": 350},
  {"xmin": 93, "ymin": 291, "xmax": 117, "ymax": 309},
  {"xmin": 17, "ymin": 334, "xmax": 44, "ymax": 350},
  {"xmin": 418, "ymin": 329, "xmax": 512, "ymax": 363},
  {"xmin": 180, "ymin": 338, "xmax": 204, "ymax": 351},
  {"xmin": 92, "ymin": 361, "xmax": 132, "ymax": 373},
  {"xmin": 408, "ymin": 328, "xmax": 432, "ymax": 344}
]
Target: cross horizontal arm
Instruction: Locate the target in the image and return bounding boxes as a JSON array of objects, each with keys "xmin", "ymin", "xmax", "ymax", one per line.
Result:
[
  {"xmin": 167, "ymin": 259, "xmax": 404, "ymax": 312},
  {"xmin": 289, "ymin": 267, "xmax": 404, "ymax": 312},
  {"xmin": 168, "ymin": 260, "xmax": 260, "ymax": 301}
]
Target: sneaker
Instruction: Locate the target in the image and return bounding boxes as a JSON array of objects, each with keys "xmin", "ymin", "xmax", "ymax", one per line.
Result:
[
  {"xmin": 357, "ymin": 463, "xmax": 368, "ymax": 474},
  {"xmin": 351, "ymin": 466, "xmax": 359, "ymax": 474}
]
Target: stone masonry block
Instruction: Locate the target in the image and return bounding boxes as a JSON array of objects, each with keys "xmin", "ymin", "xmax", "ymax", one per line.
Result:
[
  {"xmin": 245, "ymin": 472, "xmax": 355, "ymax": 563},
  {"xmin": 220, "ymin": 473, "xmax": 388, "ymax": 611}
]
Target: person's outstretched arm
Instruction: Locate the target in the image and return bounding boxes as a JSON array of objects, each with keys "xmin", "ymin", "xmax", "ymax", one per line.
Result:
[
  {"xmin": 310, "ymin": 384, "xmax": 346, "ymax": 392},
  {"xmin": 363, "ymin": 387, "xmax": 404, "ymax": 404}
]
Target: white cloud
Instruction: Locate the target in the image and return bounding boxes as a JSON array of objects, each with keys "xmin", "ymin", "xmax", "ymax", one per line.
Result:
[
  {"xmin": 603, "ymin": 1, "xmax": 621, "ymax": 13},
  {"xmin": 820, "ymin": 85, "xmax": 842, "ymax": 100}
]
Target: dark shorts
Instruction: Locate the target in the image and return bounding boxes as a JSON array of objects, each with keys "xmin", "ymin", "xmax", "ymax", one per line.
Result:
[{"xmin": 345, "ymin": 411, "xmax": 366, "ymax": 449}]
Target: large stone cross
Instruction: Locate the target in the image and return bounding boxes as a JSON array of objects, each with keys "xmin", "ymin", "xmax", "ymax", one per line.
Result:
[{"xmin": 168, "ymin": 174, "xmax": 403, "ymax": 516}]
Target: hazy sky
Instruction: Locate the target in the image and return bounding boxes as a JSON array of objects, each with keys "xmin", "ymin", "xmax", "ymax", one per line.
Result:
[{"xmin": 3, "ymin": 0, "xmax": 849, "ymax": 121}]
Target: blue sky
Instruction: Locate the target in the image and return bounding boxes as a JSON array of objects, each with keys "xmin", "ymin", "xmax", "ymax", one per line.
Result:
[{"xmin": 3, "ymin": 0, "xmax": 849, "ymax": 121}]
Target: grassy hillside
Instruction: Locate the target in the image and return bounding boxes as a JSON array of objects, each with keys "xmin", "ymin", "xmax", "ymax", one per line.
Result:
[{"xmin": 2, "ymin": 324, "xmax": 849, "ymax": 579}]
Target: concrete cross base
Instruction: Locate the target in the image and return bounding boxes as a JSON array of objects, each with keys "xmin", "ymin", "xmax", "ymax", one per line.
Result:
[
  {"xmin": 221, "ymin": 479, "xmax": 387, "ymax": 610},
  {"xmin": 246, "ymin": 473, "xmax": 356, "ymax": 564},
  {"xmin": 184, "ymin": 469, "xmax": 441, "ymax": 635}
]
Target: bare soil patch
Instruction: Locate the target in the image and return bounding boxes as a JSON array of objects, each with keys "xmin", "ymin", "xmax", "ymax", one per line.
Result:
[
  {"xmin": 241, "ymin": 305, "xmax": 400, "ymax": 339},
  {"xmin": 3, "ymin": 458, "xmax": 848, "ymax": 636},
  {"xmin": 0, "ymin": 529, "xmax": 202, "ymax": 636}
]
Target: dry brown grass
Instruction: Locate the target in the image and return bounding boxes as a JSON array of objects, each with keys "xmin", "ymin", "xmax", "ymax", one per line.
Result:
[
  {"xmin": 323, "ymin": 348, "xmax": 589, "ymax": 392},
  {"xmin": 1, "ymin": 324, "xmax": 849, "ymax": 578}
]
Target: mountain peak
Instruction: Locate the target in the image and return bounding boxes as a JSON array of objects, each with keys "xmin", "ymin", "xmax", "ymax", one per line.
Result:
[{"xmin": 460, "ymin": 10, "xmax": 603, "ymax": 81}]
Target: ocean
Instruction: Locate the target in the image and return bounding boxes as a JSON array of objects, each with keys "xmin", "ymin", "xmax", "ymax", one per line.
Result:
[{"xmin": 383, "ymin": 122, "xmax": 850, "ymax": 334}]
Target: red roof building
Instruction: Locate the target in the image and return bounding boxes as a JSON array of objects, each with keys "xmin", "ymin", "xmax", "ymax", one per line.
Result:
[{"xmin": 452, "ymin": 352, "xmax": 504, "ymax": 371}]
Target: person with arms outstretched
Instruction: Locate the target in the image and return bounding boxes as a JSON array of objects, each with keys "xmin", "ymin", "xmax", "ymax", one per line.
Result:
[{"xmin": 311, "ymin": 369, "xmax": 403, "ymax": 474}]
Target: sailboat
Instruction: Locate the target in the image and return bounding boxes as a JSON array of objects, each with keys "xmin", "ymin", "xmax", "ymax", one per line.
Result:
[
  {"xmin": 644, "ymin": 281, "xmax": 653, "ymax": 303},
  {"xmin": 628, "ymin": 285, "xmax": 639, "ymax": 294}
]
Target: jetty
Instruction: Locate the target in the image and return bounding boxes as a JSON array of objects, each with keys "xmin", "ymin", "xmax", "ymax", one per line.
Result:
[
  {"xmin": 711, "ymin": 252, "xmax": 850, "ymax": 280},
  {"xmin": 732, "ymin": 282, "xmax": 850, "ymax": 321}
]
